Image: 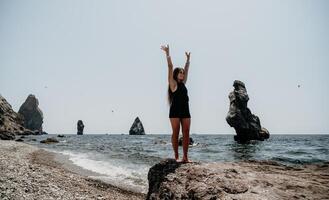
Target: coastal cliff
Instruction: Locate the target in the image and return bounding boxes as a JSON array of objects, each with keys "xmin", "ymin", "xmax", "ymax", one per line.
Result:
[
  {"xmin": 0, "ymin": 95, "xmax": 45, "ymax": 140},
  {"xmin": 147, "ymin": 159, "xmax": 329, "ymax": 200},
  {"xmin": 0, "ymin": 95, "xmax": 27, "ymax": 139}
]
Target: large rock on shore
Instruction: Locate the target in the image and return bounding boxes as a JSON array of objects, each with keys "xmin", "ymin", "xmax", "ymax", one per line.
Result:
[
  {"xmin": 226, "ymin": 80, "xmax": 269, "ymax": 143},
  {"xmin": 77, "ymin": 120, "xmax": 84, "ymax": 135},
  {"xmin": 18, "ymin": 94, "xmax": 44, "ymax": 133},
  {"xmin": 147, "ymin": 159, "xmax": 329, "ymax": 200},
  {"xmin": 0, "ymin": 95, "xmax": 27, "ymax": 139},
  {"xmin": 129, "ymin": 117, "xmax": 145, "ymax": 135}
]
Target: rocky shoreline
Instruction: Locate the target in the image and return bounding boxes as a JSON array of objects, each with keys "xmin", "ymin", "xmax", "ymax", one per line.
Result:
[
  {"xmin": 0, "ymin": 141, "xmax": 145, "ymax": 200},
  {"xmin": 1, "ymin": 140, "xmax": 328, "ymax": 200}
]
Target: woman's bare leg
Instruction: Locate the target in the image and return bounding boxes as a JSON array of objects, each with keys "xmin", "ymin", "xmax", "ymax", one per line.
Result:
[
  {"xmin": 181, "ymin": 118, "xmax": 191, "ymax": 162},
  {"xmin": 170, "ymin": 118, "xmax": 180, "ymax": 161}
]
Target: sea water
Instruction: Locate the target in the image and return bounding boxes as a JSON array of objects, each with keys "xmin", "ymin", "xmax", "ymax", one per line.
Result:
[{"xmin": 24, "ymin": 134, "xmax": 329, "ymax": 193}]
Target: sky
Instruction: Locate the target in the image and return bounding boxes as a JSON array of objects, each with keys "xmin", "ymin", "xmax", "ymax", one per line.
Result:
[{"xmin": 0, "ymin": 0, "xmax": 328, "ymax": 134}]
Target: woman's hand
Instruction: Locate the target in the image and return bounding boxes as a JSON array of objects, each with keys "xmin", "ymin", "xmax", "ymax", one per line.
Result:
[
  {"xmin": 185, "ymin": 51, "xmax": 191, "ymax": 61},
  {"xmin": 161, "ymin": 44, "xmax": 170, "ymax": 56}
]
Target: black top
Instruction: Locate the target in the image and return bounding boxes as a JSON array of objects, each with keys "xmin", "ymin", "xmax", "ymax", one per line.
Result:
[{"xmin": 169, "ymin": 82, "xmax": 191, "ymax": 118}]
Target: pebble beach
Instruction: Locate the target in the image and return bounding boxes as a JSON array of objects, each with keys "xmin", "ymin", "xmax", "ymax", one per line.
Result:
[{"xmin": 0, "ymin": 141, "xmax": 145, "ymax": 200}]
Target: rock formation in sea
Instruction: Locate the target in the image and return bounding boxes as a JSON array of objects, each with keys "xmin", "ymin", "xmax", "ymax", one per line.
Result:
[
  {"xmin": 129, "ymin": 117, "xmax": 145, "ymax": 135},
  {"xmin": 77, "ymin": 120, "xmax": 84, "ymax": 135},
  {"xmin": 40, "ymin": 137, "xmax": 59, "ymax": 144},
  {"xmin": 178, "ymin": 137, "xmax": 194, "ymax": 146},
  {"xmin": 226, "ymin": 80, "xmax": 269, "ymax": 143},
  {"xmin": 0, "ymin": 95, "xmax": 29, "ymax": 140},
  {"xmin": 147, "ymin": 158, "xmax": 329, "ymax": 200},
  {"xmin": 18, "ymin": 94, "xmax": 44, "ymax": 134}
]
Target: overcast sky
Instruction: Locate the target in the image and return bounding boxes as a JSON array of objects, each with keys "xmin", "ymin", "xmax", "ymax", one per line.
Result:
[{"xmin": 1, "ymin": 0, "xmax": 328, "ymax": 134}]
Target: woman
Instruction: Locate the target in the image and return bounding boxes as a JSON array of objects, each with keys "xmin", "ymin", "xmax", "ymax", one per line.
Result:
[{"xmin": 160, "ymin": 44, "xmax": 191, "ymax": 163}]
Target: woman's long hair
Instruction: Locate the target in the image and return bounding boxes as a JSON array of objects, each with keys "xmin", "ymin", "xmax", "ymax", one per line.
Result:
[{"xmin": 168, "ymin": 67, "xmax": 183, "ymax": 104}]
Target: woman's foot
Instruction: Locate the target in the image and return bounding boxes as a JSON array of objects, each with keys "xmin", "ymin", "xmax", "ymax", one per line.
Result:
[
  {"xmin": 180, "ymin": 158, "xmax": 192, "ymax": 163},
  {"xmin": 174, "ymin": 153, "xmax": 179, "ymax": 162}
]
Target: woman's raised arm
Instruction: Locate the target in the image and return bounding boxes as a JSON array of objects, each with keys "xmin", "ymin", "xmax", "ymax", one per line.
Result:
[
  {"xmin": 183, "ymin": 52, "xmax": 191, "ymax": 84},
  {"xmin": 161, "ymin": 44, "xmax": 176, "ymax": 91}
]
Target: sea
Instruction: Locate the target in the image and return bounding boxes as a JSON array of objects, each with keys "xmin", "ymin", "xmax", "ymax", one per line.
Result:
[{"xmin": 24, "ymin": 134, "xmax": 329, "ymax": 194}]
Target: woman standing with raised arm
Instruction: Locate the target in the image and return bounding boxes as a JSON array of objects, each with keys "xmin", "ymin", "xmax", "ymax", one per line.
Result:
[{"xmin": 160, "ymin": 44, "xmax": 191, "ymax": 163}]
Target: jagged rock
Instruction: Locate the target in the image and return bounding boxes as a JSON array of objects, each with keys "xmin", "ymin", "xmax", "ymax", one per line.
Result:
[
  {"xmin": 22, "ymin": 129, "xmax": 35, "ymax": 135},
  {"xmin": 259, "ymin": 127, "xmax": 269, "ymax": 140},
  {"xmin": 226, "ymin": 80, "xmax": 269, "ymax": 143},
  {"xmin": 147, "ymin": 159, "xmax": 181, "ymax": 200},
  {"xmin": 77, "ymin": 120, "xmax": 84, "ymax": 135},
  {"xmin": 147, "ymin": 159, "xmax": 251, "ymax": 200},
  {"xmin": 0, "ymin": 95, "xmax": 27, "ymax": 140},
  {"xmin": 129, "ymin": 117, "xmax": 145, "ymax": 135},
  {"xmin": 18, "ymin": 94, "xmax": 43, "ymax": 133},
  {"xmin": 147, "ymin": 159, "xmax": 329, "ymax": 200},
  {"xmin": 178, "ymin": 137, "xmax": 194, "ymax": 146},
  {"xmin": 0, "ymin": 131, "xmax": 16, "ymax": 140},
  {"xmin": 40, "ymin": 138, "xmax": 59, "ymax": 144}
]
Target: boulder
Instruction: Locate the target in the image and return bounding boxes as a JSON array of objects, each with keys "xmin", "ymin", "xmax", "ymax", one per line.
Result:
[
  {"xmin": 129, "ymin": 117, "xmax": 145, "ymax": 135},
  {"xmin": 146, "ymin": 159, "xmax": 329, "ymax": 200},
  {"xmin": 147, "ymin": 159, "xmax": 249, "ymax": 200},
  {"xmin": 147, "ymin": 159, "xmax": 181, "ymax": 200},
  {"xmin": 57, "ymin": 134, "xmax": 65, "ymax": 138},
  {"xmin": 18, "ymin": 94, "xmax": 43, "ymax": 133},
  {"xmin": 77, "ymin": 120, "xmax": 84, "ymax": 135},
  {"xmin": 40, "ymin": 138, "xmax": 59, "ymax": 144},
  {"xmin": 178, "ymin": 137, "xmax": 194, "ymax": 146},
  {"xmin": 226, "ymin": 80, "xmax": 269, "ymax": 143}
]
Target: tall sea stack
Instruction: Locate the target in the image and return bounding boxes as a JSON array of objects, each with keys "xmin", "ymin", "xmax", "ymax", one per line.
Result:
[
  {"xmin": 77, "ymin": 120, "xmax": 84, "ymax": 135},
  {"xmin": 226, "ymin": 80, "xmax": 269, "ymax": 143},
  {"xmin": 18, "ymin": 94, "xmax": 44, "ymax": 134}
]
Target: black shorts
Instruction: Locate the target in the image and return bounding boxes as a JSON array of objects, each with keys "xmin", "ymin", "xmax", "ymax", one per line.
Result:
[{"xmin": 169, "ymin": 104, "xmax": 191, "ymax": 118}]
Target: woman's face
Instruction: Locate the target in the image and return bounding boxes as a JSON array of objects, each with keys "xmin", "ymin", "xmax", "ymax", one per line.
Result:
[{"xmin": 177, "ymin": 69, "xmax": 185, "ymax": 81}]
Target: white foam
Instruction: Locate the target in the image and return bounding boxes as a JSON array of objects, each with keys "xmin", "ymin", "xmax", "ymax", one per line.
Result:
[{"xmin": 53, "ymin": 150, "xmax": 149, "ymax": 193}]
